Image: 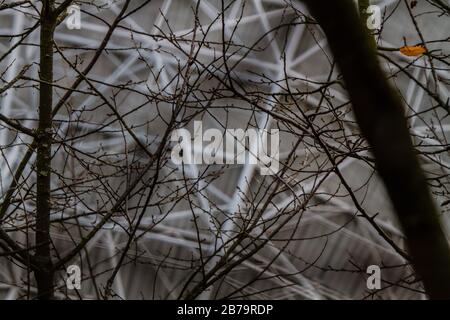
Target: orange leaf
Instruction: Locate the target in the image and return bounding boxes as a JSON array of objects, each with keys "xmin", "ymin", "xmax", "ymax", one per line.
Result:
[{"xmin": 399, "ymin": 45, "xmax": 426, "ymax": 56}]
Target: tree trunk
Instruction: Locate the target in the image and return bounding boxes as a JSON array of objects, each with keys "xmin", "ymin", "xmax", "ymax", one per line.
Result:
[
  {"xmin": 35, "ymin": 2, "xmax": 55, "ymax": 299},
  {"xmin": 300, "ymin": 0, "xmax": 450, "ymax": 299}
]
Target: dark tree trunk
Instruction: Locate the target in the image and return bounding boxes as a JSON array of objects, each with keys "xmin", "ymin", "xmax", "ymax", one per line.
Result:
[
  {"xmin": 300, "ymin": 0, "xmax": 450, "ymax": 299},
  {"xmin": 35, "ymin": 1, "xmax": 55, "ymax": 300}
]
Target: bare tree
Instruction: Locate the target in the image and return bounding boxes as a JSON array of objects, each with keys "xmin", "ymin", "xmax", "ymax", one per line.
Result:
[{"xmin": 0, "ymin": 0, "xmax": 449, "ymax": 300}]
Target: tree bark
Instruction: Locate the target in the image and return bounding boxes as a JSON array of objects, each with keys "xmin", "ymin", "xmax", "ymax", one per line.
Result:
[
  {"xmin": 300, "ymin": 0, "xmax": 450, "ymax": 299},
  {"xmin": 35, "ymin": 1, "xmax": 56, "ymax": 299}
]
